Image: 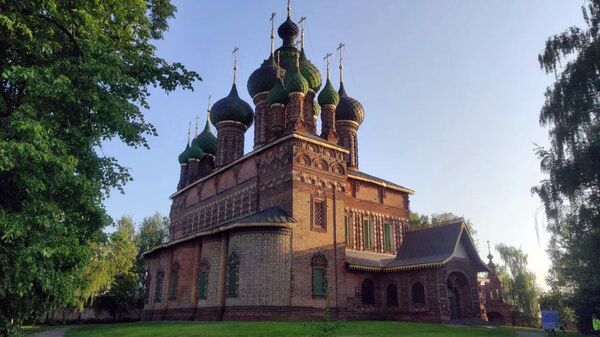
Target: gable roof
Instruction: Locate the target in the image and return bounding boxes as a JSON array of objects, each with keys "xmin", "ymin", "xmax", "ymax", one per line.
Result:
[
  {"xmin": 346, "ymin": 220, "xmax": 489, "ymax": 272},
  {"xmin": 348, "ymin": 170, "xmax": 414, "ymax": 194}
]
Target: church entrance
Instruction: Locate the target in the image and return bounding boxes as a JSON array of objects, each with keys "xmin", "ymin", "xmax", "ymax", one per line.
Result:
[{"xmin": 447, "ymin": 272, "xmax": 471, "ymax": 320}]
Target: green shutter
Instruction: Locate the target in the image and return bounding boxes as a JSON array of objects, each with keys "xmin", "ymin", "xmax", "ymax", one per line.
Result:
[
  {"xmin": 384, "ymin": 223, "xmax": 392, "ymax": 251},
  {"xmin": 313, "ymin": 268, "xmax": 326, "ymax": 296},
  {"xmin": 228, "ymin": 266, "xmax": 238, "ymax": 296},
  {"xmin": 170, "ymin": 271, "xmax": 178, "ymax": 299},
  {"xmin": 198, "ymin": 271, "xmax": 207, "ymax": 299}
]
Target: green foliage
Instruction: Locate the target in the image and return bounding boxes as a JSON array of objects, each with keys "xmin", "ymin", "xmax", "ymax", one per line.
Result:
[
  {"xmin": 539, "ymin": 290, "xmax": 576, "ymax": 328},
  {"xmin": 78, "ymin": 216, "xmax": 137, "ymax": 309},
  {"xmin": 408, "ymin": 212, "xmax": 478, "ymax": 242},
  {"xmin": 496, "ymin": 244, "xmax": 540, "ymax": 326},
  {"xmin": 534, "ymin": 1, "xmax": 600, "ymax": 334},
  {"xmin": 0, "ymin": 0, "xmax": 199, "ymax": 334}
]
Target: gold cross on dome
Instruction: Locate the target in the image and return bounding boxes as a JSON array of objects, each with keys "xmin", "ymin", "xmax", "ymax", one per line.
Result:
[
  {"xmin": 323, "ymin": 52, "xmax": 333, "ymax": 79},
  {"xmin": 232, "ymin": 47, "xmax": 239, "ymax": 84}
]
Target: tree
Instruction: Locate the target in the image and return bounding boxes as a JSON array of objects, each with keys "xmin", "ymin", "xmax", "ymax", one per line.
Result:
[
  {"xmin": 134, "ymin": 213, "xmax": 170, "ymax": 299},
  {"xmin": 534, "ymin": 1, "xmax": 600, "ymax": 333},
  {"xmin": 77, "ymin": 216, "xmax": 137, "ymax": 310},
  {"xmin": 408, "ymin": 212, "xmax": 478, "ymax": 242},
  {"xmin": 0, "ymin": 1, "xmax": 199, "ymax": 334},
  {"xmin": 496, "ymin": 244, "xmax": 540, "ymax": 326}
]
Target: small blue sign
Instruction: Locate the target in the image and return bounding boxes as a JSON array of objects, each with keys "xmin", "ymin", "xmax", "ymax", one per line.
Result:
[{"xmin": 541, "ymin": 310, "xmax": 560, "ymax": 330}]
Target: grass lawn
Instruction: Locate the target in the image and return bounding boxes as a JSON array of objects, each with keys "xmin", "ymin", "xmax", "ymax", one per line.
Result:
[
  {"xmin": 23, "ymin": 325, "xmax": 53, "ymax": 336},
  {"xmin": 64, "ymin": 321, "xmax": 521, "ymax": 337}
]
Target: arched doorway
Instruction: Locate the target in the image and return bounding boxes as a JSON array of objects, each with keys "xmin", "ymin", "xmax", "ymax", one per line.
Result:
[
  {"xmin": 447, "ymin": 272, "xmax": 472, "ymax": 320},
  {"xmin": 487, "ymin": 311, "xmax": 506, "ymax": 325},
  {"xmin": 386, "ymin": 284, "xmax": 398, "ymax": 307},
  {"xmin": 361, "ymin": 279, "xmax": 375, "ymax": 305}
]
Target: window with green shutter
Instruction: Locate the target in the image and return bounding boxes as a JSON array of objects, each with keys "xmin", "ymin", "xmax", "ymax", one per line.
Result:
[
  {"xmin": 383, "ymin": 223, "xmax": 393, "ymax": 252},
  {"xmin": 226, "ymin": 253, "xmax": 239, "ymax": 297},
  {"xmin": 198, "ymin": 270, "xmax": 208, "ymax": 299},
  {"xmin": 344, "ymin": 213, "xmax": 353, "ymax": 247},
  {"xmin": 154, "ymin": 271, "xmax": 164, "ymax": 303},
  {"xmin": 363, "ymin": 218, "xmax": 373, "ymax": 249},
  {"xmin": 311, "ymin": 252, "xmax": 328, "ymax": 298}
]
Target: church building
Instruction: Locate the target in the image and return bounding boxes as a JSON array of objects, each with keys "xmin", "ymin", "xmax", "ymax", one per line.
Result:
[{"xmin": 142, "ymin": 5, "xmax": 492, "ymax": 323}]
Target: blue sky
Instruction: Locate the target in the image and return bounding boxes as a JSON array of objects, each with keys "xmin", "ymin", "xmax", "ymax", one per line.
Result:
[{"xmin": 101, "ymin": 1, "xmax": 585, "ymax": 288}]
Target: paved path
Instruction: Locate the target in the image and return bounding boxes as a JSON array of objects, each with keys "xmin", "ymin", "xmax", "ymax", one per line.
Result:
[
  {"xmin": 516, "ymin": 331, "xmax": 545, "ymax": 337},
  {"xmin": 30, "ymin": 327, "xmax": 68, "ymax": 337}
]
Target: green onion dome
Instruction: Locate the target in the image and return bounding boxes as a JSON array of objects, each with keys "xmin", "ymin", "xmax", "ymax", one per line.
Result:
[
  {"xmin": 267, "ymin": 78, "xmax": 289, "ymax": 105},
  {"xmin": 188, "ymin": 137, "xmax": 204, "ymax": 160},
  {"xmin": 247, "ymin": 56, "xmax": 279, "ymax": 98},
  {"xmin": 275, "ymin": 46, "xmax": 298, "ymax": 71},
  {"xmin": 210, "ymin": 84, "xmax": 254, "ymax": 128},
  {"xmin": 178, "ymin": 144, "xmax": 191, "ymax": 164},
  {"xmin": 284, "ymin": 59, "xmax": 309, "ymax": 95},
  {"xmin": 278, "ymin": 16, "xmax": 299, "ymax": 47},
  {"xmin": 336, "ymin": 82, "xmax": 365, "ymax": 125},
  {"xmin": 312, "ymin": 99, "xmax": 321, "ymax": 116},
  {"xmin": 299, "ymin": 48, "xmax": 322, "ymax": 92},
  {"xmin": 197, "ymin": 120, "xmax": 217, "ymax": 155},
  {"xmin": 317, "ymin": 78, "xmax": 340, "ymax": 106}
]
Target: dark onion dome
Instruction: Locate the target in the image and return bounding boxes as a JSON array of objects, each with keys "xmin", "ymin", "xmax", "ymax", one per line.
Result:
[
  {"xmin": 188, "ymin": 137, "xmax": 204, "ymax": 160},
  {"xmin": 178, "ymin": 144, "xmax": 191, "ymax": 164},
  {"xmin": 317, "ymin": 78, "xmax": 340, "ymax": 106},
  {"xmin": 336, "ymin": 82, "xmax": 365, "ymax": 125},
  {"xmin": 210, "ymin": 84, "xmax": 254, "ymax": 128},
  {"xmin": 299, "ymin": 48, "xmax": 322, "ymax": 92},
  {"xmin": 278, "ymin": 16, "xmax": 299, "ymax": 47},
  {"xmin": 247, "ymin": 56, "xmax": 279, "ymax": 98},
  {"xmin": 196, "ymin": 120, "xmax": 217, "ymax": 155},
  {"xmin": 284, "ymin": 57, "xmax": 309, "ymax": 94},
  {"xmin": 267, "ymin": 78, "xmax": 289, "ymax": 105}
]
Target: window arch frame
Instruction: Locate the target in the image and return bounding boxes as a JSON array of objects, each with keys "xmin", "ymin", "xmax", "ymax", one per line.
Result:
[
  {"xmin": 411, "ymin": 281, "xmax": 426, "ymax": 306},
  {"xmin": 311, "ymin": 252, "xmax": 328, "ymax": 298},
  {"xmin": 154, "ymin": 270, "xmax": 164, "ymax": 303},
  {"xmin": 386, "ymin": 283, "xmax": 399, "ymax": 307},
  {"xmin": 226, "ymin": 252, "xmax": 239, "ymax": 297},
  {"xmin": 197, "ymin": 260, "xmax": 210, "ymax": 300},
  {"xmin": 361, "ymin": 278, "xmax": 375, "ymax": 305}
]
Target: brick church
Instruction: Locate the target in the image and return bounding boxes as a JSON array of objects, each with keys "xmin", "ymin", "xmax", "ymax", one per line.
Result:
[{"xmin": 142, "ymin": 4, "xmax": 496, "ymax": 323}]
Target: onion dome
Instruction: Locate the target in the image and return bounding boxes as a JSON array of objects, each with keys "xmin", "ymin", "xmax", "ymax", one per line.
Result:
[
  {"xmin": 284, "ymin": 57, "xmax": 309, "ymax": 94},
  {"xmin": 317, "ymin": 78, "xmax": 339, "ymax": 106},
  {"xmin": 197, "ymin": 120, "xmax": 217, "ymax": 155},
  {"xmin": 278, "ymin": 16, "xmax": 299, "ymax": 47},
  {"xmin": 188, "ymin": 138, "xmax": 204, "ymax": 160},
  {"xmin": 178, "ymin": 144, "xmax": 191, "ymax": 164},
  {"xmin": 299, "ymin": 49, "xmax": 322, "ymax": 92},
  {"xmin": 336, "ymin": 82, "xmax": 365, "ymax": 125},
  {"xmin": 312, "ymin": 99, "xmax": 321, "ymax": 116},
  {"xmin": 210, "ymin": 84, "xmax": 254, "ymax": 128},
  {"xmin": 267, "ymin": 78, "xmax": 289, "ymax": 105},
  {"xmin": 247, "ymin": 56, "xmax": 279, "ymax": 98}
]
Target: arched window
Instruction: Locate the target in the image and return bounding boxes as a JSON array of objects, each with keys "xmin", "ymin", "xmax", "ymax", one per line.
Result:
[
  {"xmin": 197, "ymin": 261, "xmax": 209, "ymax": 300},
  {"xmin": 169, "ymin": 262, "xmax": 180, "ymax": 300},
  {"xmin": 154, "ymin": 271, "xmax": 164, "ymax": 303},
  {"xmin": 411, "ymin": 282, "xmax": 425, "ymax": 306},
  {"xmin": 226, "ymin": 253, "xmax": 239, "ymax": 297},
  {"xmin": 361, "ymin": 279, "xmax": 375, "ymax": 305},
  {"xmin": 311, "ymin": 253, "xmax": 328, "ymax": 298},
  {"xmin": 386, "ymin": 284, "xmax": 398, "ymax": 307},
  {"xmin": 144, "ymin": 273, "xmax": 151, "ymax": 304}
]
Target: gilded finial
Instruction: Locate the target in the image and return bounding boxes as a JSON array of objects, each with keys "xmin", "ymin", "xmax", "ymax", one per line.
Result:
[
  {"xmin": 206, "ymin": 94, "xmax": 212, "ymax": 123},
  {"xmin": 337, "ymin": 42, "xmax": 345, "ymax": 83},
  {"xmin": 275, "ymin": 51, "xmax": 282, "ymax": 78},
  {"xmin": 232, "ymin": 46, "xmax": 239, "ymax": 84},
  {"xmin": 298, "ymin": 16, "xmax": 306, "ymax": 50},
  {"xmin": 194, "ymin": 113, "xmax": 200, "ymax": 137},
  {"xmin": 270, "ymin": 13, "xmax": 276, "ymax": 56},
  {"xmin": 187, "ymin": 121, "xmax": 191, "ymax": 145},
  {"xmin": 323, "ymin": 52, "xmax": 333, "ymax": 80},
  {"xmin": 295, "ymin": 50, "xmax": 300, "ymax": 69},
  {"xmin": 287, "ymin": 0, "xmax": 291, "ymax": 18}
]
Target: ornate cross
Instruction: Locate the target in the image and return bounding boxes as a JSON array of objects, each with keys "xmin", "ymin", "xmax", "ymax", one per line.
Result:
[
  {"xmin": 232, "ymin": 47, "xmax": 239, "ymax": 84},
  {"xmin": 337, "ymin": 42, "xmax": 345, "ymax": 82},
  {"xmin": 323, "ymin": 52, "xmax": 333, "ymax": 79},
  {"xmin": 270, "ymin": 13, "xmax": 276, "ymax": 55},
  {"xmin": 298, "ymin": 16, "xmax": 307, "ymax": 49}
]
